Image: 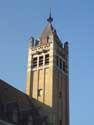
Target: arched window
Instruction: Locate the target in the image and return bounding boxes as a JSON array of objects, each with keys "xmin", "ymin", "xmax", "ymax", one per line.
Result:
[
  {"xmin": 28, "ymin": 115, "xmax": 33, "ymax": 125},
  {"xmin": 6, "ymin": 102, "xmax": 19, "ymax": 123},
  {"xmin": 42, "ymin": 121, "xmax": 46, "ymax": 125},
  {"xmin": 12, "ymin": 109, "xmax": 18, "ymax": 123}
]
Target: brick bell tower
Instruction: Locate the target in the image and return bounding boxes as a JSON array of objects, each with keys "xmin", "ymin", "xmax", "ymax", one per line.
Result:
[{"xmin": 26, "ymin": 13, "xmax": 69, "ymax": 125}]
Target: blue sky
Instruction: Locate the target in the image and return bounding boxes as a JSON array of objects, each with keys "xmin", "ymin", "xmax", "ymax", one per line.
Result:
[{"xmin": 0, "ymin": 0, "xmax": 93, "ymax": 125}]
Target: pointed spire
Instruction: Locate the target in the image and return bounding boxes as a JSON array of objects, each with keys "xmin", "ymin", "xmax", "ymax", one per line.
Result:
[{"xmin": 47, "ymin": 9, "xmax": 53, "ymax": 24}]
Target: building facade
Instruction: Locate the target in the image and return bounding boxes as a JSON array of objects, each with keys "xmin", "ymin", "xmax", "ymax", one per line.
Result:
[{"xmin": 26, "ymin": 14, "xmax": 69, "ymax": 125}]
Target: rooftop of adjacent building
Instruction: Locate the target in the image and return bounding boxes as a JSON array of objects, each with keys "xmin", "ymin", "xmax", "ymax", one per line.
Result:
[
  {"xmin": 0, "ymin": 79, "xmax": 32, "ymax": 110},
  {"xmin": 0, "ymin": 79, "xmax": 47, "ymax": 124}
]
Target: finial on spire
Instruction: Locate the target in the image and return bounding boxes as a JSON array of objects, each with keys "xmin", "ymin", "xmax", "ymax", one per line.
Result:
[{"xmin": 47, "ymin": 9, "xmax": 53, "ymax": 24}]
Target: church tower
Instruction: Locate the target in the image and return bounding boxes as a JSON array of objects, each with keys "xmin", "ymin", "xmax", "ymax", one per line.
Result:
[{"xmin": 26, "ymin": 13, "xmax": 69, "ymax": 125}]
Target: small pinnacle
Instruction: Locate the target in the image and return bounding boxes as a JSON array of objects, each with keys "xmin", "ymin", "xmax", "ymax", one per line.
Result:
[{"xmin": 47, "ymin": 9, "xmax": 53, "ymax": 23}]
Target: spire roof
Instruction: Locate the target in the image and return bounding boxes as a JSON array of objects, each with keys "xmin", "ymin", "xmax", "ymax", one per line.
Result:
[
  {"xmin": 40, "ymin": 11, "xmax": 55, "ymax": 38},
  {"xmin": 40, "ymin": 12, "xmax": 61, "ymax": 46},
  {"xmin": 40, "ymin": 23, "xmax": 55, "ymax": 38}
]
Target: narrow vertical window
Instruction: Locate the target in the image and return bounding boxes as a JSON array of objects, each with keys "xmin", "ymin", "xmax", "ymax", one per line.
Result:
[
  {"xmin": 59, "ymin": 120, "xmax": 62, "ymax": 125},
  {"xmin": 45, "ymin": 54, "xmax": 49, "ymax": 65},
  {"xmin": 39, "ymin": 56, "xmax": 43, "ymax": 66},
  {"xmin": 59, "ymin": 91, "xmax": 62, "ymax": 98},
  {"xmin": 56, "ymin": 56, "xmax": 58, "ymax": 66},
  {"xmin": 32, "ymin": 57, "xmax": 37, "ymax": 68},
  {"xmin": 60, "ymin": 58, "xmax": 62, "ymax": 69},
  {"xmin": 38, "ymin": 89, "xmax": 43, "ymax": 96},
  {"xmin": 63, "ymin": 61, "xmax": 67, "ymax": 72}
]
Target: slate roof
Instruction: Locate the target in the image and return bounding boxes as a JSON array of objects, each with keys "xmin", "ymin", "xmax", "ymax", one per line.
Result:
[
  {"xmin": 0, "ymin": 79, "xmax": 33, "ymax": 111},
  {"xmin": 40, "ymin": 23, "xmax": 55, "ymax": 38},
  {"xmin": 40, "ymin": 23, "xmax": 61, "ymax": 44}
]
